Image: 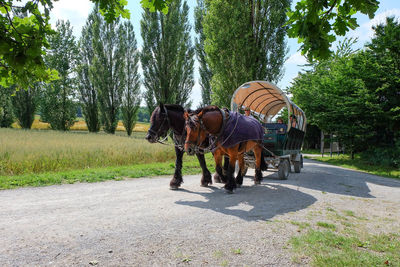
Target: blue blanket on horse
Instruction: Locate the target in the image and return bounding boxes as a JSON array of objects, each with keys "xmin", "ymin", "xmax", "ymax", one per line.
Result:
[{"xmin": 218, "ymin": 111, "xmax": 264, "ymax": 148}]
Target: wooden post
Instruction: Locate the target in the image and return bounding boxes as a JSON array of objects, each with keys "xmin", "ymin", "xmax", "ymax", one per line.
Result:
[{"xmin": 320, "ymin": 130, "xmax": 324, "ymax": 157}]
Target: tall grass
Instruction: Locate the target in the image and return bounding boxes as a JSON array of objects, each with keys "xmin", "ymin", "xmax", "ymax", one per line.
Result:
[{"xmin": 0, "ymin": 128, "xmax": 175, "ymax": 176}]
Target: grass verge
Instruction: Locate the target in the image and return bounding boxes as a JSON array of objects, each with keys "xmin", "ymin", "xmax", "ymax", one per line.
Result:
[
  {"xmin": 291, "ymin": 230, "xmax": 400, "ymax": 266},
  {"xmin": 304, "ymin": 154, "xmax": 400, "ymax": 179},
  {"xmin": 289, "ymin": 208, "xmax": 400, "ymax": 266},
  {"xmin": 0, "ymin": 154, "xmax": 216, "ymax": 190},
  {"xmin": 301, "ymin": 149, "xmax": 321, "ymax": 154}
]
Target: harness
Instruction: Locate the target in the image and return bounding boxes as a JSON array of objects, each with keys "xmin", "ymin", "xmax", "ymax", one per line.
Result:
[{"xmin": 185, "ymin": 108, "xmax": 238, "ymax": 154}]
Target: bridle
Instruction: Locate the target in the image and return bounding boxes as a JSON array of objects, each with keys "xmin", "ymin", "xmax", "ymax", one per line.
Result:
[
  {"xmin": 148, "ymin": 106, "xmax": 187, "ymax": 149},
  {"xmin": 184, "ymin": 116, "xmax": 207, "ymax": 153},
  {"xmin": 148, "ymin": 106, "xmax": 170, "ymax": 144}
]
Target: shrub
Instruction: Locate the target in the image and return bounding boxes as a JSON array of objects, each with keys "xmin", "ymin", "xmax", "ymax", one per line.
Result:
[{"xmin": 361, "ymin": 140, "xmax": 400, "ymax": 168}]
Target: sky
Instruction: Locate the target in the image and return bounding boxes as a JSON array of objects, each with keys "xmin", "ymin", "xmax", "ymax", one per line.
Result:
[{"xmin": 47, "ymin": 0, "xmax": 400, "ymax": 108}]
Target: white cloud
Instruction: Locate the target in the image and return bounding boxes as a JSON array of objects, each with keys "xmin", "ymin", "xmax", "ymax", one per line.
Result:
[
  {"xmin": 285, "ymin": 52, "xmax": 308, "ymax": 65},
  {"xmin": 349, "ymin": 8, "xmax": 400, "ymax": 41},
  {"xmin": 49, "ymin": 0, "xmax": 93, "ymax": 37}
]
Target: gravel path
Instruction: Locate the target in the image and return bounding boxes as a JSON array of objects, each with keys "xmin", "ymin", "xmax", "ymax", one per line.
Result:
[{"xmin": 1, "ymin": 159, "xmax": 399, "ymax": 266}]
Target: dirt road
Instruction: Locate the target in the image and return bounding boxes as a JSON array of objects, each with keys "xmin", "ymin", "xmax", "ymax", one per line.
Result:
[{"xmin": 1, "ymin": 159, "xmax": 399, "ymax": 266}]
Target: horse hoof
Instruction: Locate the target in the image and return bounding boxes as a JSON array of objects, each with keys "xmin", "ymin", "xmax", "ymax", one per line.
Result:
[
  {"xmin": 237, "ymin": 184, "xmax": 242, "ymax": 188},
  {"xmin": 170, "ymin": 185, "xmax": 180, "ymax": 190},
  {"xmin": 225, "ymin": 189, "xmax": 234, "ymax": 194},
  {"xmin": 254, "ymin": 180, "xmax": 261, "ymax": 185},
  {"xmin": 200, "ymin": 183, "xmax": 209, "ymax": 187}
]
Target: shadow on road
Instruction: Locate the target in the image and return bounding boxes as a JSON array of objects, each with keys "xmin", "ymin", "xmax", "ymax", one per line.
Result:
[
  {"xmin": 175, "ymin": 183, "xmax": 317, "ymax": 222},
  {"xmin": 175, "ymin": 159, "xmax": 400, "ymax": 221},
  {"xmin": 266, "ymin": 159, "xmax": 400, "ymax": 199}
]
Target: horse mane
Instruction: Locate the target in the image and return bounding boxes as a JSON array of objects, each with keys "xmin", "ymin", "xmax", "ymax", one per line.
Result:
[
  {"xmin": 192, "ymin": 105, "xmax": 220, "ymax": 115},
  {"xmin": 164, "ymin": 104, "xmax": 185, "ymax": 113}
]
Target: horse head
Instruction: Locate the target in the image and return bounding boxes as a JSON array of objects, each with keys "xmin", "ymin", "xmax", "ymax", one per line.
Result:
[
  {"xmin": 146, "ymin": 103, "xmax": 170, "ymax": 143},
  {"xmin": 183, "ymin": 110, "xmax": 208, "ymax": 155}
]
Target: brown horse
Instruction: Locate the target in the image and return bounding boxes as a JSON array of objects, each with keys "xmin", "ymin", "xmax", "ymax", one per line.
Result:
[{"xmin": 184, "ymin": 106, "xmax": 266, "ymax": 193}]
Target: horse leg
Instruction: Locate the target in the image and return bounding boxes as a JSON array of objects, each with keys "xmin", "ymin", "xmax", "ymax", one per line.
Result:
[
  {"xmin": 253, "ymin": 144, "xmax": 263, "ymax": 185},
  {"xmin": 223, "ymin": 155, "xmax": 230, "ymax": 178},
  {"xmin": 214, "ymin": 154, "xmax": 229, "ymax": 183},
  {"xmin": 213, "ymin": 149, "xmax": 225, "ymax": 184},
  {"xmin": 170, "ymin": 147, "xmax": 184, "ymax": 189},
  {"xmin": 196, "ymin": 153, "xmax": 212, "ymax": 187},
  {"xmin": 224, "ymin": 151, "xmax": 237, "ymax": 193},
  {"xmin": 235, "ymin": 152, "xmax": 245, "ymax": 187}
]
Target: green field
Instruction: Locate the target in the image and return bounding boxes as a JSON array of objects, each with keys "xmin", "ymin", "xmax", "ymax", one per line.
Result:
[
  {"xmin": 0, "ymin": 128, "xmax": 215, "ymax": 189},
  {"xmin": 0, "ymin": 128, "xmax": 177, "ymax": 176}
]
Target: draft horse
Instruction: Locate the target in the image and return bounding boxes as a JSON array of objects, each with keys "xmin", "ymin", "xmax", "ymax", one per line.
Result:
[
  {"xmin": 146, "ymin": 103, "xmax": 216, "ymax": 189},
  {"xmin": 184, "ymin": 106, "xmax": 266, "ymax": 193}
]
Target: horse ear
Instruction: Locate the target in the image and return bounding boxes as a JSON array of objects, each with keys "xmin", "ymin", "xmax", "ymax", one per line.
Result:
[
  {"xmin": 183, "ymin": 111, "xmax": 189, "ymax": 120},
  {"xmin": 159, "ymin": 102, "xmax": 164, "ymax": 111},
  {"xmin": 197, "ymin": 110, "xmax": 204, "ymax": 118}
]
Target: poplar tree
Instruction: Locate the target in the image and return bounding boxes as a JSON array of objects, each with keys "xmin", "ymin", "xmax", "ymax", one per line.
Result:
[
  {"xmin": 92, "ymin": 11, "xmax": 125, "ymax": 134},
  {"xmin": 12, "ymin": 85, "xmax": 40, "ymax": 129},
  {"xmin": 41, "ymin": 20, "xmax": 78, "ymax": 131},
  {"xmin": 119, "ymin": 21, "xmax": 141, "ymax": 136},
  {"xmin": 77, "ymin": 9, "xmax": 101, "ymax": 133},
  {"xmin": 203, "ymin": 0, "xmax": 290, "ymax": 107},
  {"xmin": 140, "ymin": 0, "xmax": 194, "ymax": 113}
]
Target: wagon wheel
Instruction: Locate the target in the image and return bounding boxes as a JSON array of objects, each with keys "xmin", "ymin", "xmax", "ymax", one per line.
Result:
[
  {"xmin": 294, "ymin": 160, "xmax": 301, "ymax": 173},
  {"xmin": 278, "ymin": 159, "xmax": 290, "ymax": 180}
]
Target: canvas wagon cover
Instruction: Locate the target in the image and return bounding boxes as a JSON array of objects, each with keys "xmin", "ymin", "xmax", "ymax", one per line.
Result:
[
  {"xmin": 217, "ymin": 111, "xmax": 264, "ymax": 148},
  {"xmin": 231, "ymin": 81, "xmax": 306, "ymax": 131}
]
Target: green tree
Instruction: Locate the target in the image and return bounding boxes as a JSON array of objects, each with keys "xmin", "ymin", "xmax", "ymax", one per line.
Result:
[
  {"xmin": 141, "ymin": 0, "xmax": 172, "ymax": 13},
  {"xmin": 12, "ymin": 85, "xmax": 40, "ymax": 129},
  {"xmin": 0, "ymin": 85, "xmax": 14, "ymax": 127},
  {"xmin": 203, "ymin": 0, "xmax": 290, "ymax": 107},
  {"xmin": 91, "ymin": 9, "xmax": 125, "ymax": 134},
  {"xmin": 140, "ymin": 0, "xmax": 194, "ymax": 113},
  {"xmin": 142, "ymin": 0, "xmax": 380, "ymax": 62},
  {"xmin": 0, "ymin": 0, "xmax": 130, "ymax": 88},
  {"xmin": 286, "ymin": 0, "xmax": 379, "ymax": 60},
  {"xmin": 137, "ymin": 107, "xmax": 150, "ymax": 122},
  {"xmin": 290, "ymin": 39, "xmax": 379, "ymax": 158},
  {"xmin": 194, "ymin": 0, "xmax": 212, "ymax": 107},
  {"xmin": 40, "ymin": 20, "xmax": 78, "ymax": 131},
  {"xmin": 120, "ymin": 21, "xmax": 141, "ymax": 136},
  {"xmin": 366, "ymin": 17, "xmax": 400, "ymax": 141},
  {"xmin": 77, "ymin": 9, "xmax": 101, "ymax": 133}
]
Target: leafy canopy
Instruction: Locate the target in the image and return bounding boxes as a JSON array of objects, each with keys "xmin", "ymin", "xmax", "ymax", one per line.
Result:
[
  {"xmin": 0, "ymin": 0, "xmax": 130, "ymax": 88},
  {"xmin": 286, "ymin": 0, "xmax": 380, "ymax": 60}
]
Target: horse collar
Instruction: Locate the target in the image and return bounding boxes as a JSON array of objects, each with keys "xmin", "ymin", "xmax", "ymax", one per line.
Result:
[{"xmin": 214, "ymin": 108, "xmax": 228, "ymax": 139}]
